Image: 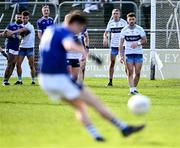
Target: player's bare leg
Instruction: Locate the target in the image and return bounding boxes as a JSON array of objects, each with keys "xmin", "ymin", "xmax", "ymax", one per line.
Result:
[
  {"xmin": 126, "ymin": 62, "xmax": 136, "ymax": 94},
  {"xmin": 108, "ymin": 55, "xmax": 116, "ymax": 86},
  {"xmin": 76, "ymin": 88, "xmax": 145, "ymax": 137},
  {"xmin": 3, "ymin": 54, "xmax": 17, "ymax": 85},
  {"xmin": 14, "ymin": 56, "xmax": 24, "ymax": 85},
  {"xmin": 71, "ymin": 67, "xmax": 80, "ymax": 81},
  {"xmin": 64, "ymin": 98, "xmax": 105, "ymax": 141},
  {"xmin": 28, "ymin": 55, "xmax": 36, "ymax": 84},
  {"xmin": 78, "ymin": 59, "xmax": 86, "ymax": 83},
  {"xmin": 134, "ymin": 62, "xmax": 143, "ymax": 93}
]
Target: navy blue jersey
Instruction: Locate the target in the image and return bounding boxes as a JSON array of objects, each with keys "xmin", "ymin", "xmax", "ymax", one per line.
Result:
[
  {"xmin": 37, "ymin": 17, "xmax": 54, "ymax": 34},
  {"xmin": 5, "ymin": 23, "xmax": 23, "ymax": 51},
  {"xmin": 73, "ymin": 28, "xmax": 87, "ymax": 47},
  {"xmin": 39, "ymin": 25, "xmax": 73, "ymax": 74}
]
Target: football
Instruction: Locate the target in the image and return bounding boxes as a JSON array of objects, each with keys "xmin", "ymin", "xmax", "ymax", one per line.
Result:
[{"xmin": 128, "ymin": 94, "xmax": 150, "ymax": 115}]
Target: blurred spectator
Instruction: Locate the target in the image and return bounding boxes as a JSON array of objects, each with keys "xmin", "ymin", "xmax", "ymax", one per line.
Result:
[
  {"xmin": 103, "ymin": 0, "xmax": 114, "ymax": 25},
  {"xmin": 11, "ymin": 0, "xmax": 28, "ymax": 13},
  {"xmin": 72, "ymin": 0, "xmax": 98, "ymax": 13},
  {"xmin": 83, "ymin": 0, "xmax": 98, "ymax": 13},
  {"xmin": 49, "ymin": 0, "xmax": 59, "ymax": 5},
  {"xmin": 72, "ymin": 0, "xmax": 81, "ymax": 7},
  {"xmin": 121, "ymin": 0, "xmax": 136, "ymax": 20},
  {"xmin": 141, "ymin": 0, "xmax": 150, "ymax": 29}
]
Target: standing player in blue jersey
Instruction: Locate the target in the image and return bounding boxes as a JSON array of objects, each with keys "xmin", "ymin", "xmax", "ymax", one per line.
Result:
[
  {"xmin": 119, "ymin": 13, "xmax": 147, "ymax": 95},
  {"xmin": 103, "ymin": 9, "xmax": 127, "ymax": 86},
  {"xmin": 8, "ymin": 11, "xmax": 36, "ymax": 85},
  {"xmin": 65, "ymin": 11, "xmax": 89, "ymax": 82},
  {"xmin": 1, "ymin": 13, "xmax": 23, "ymax": 85},
  {"xmin": 37, "ymin": 5, "xmax": 54, "ymax": 40},
  {"xmin": 78, "ymin": 27, "xmax": 89, "ymax": 82},
  {"xmin": 38, "ymin": 11, "xmax": 145, "ymax": 142}
]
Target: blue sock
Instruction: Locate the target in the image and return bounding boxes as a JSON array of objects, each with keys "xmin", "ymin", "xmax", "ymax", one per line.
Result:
[
  {"xmin": 18, "ymin": 76, "xmax": 22, "ymax": 82},
  {"xmin": 86, "ymin": 124, "xmax": 103, "ymax": 139},
  {"xmin": 32, "ymin": 77, "xmax": 35, "ymax": 82},
  {"xmin": 111, "ymin": 118, "xmax": 128, "ymax": 130}
]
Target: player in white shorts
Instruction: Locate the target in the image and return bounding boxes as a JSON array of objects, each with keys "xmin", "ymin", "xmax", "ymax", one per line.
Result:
[
  {"xmin": 119, "ymin": 13, "xmax": 147, "ymax": 95},
  {"xmin": 39, "ymin": 11, "xmax": 145, "ymax": 142},
  {"xmin": 103, "ymin": 9, "xmax": 127, "ymax": 86}
]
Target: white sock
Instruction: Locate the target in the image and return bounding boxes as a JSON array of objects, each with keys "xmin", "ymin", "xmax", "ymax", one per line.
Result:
[
  {"xmin": 111, "ymin": 118, "xmax": 128, "ymax": 130},
  {"xmin": 86, "ymin": 124, "xmax": 102, "ymax": 139},
  {"xmin": 130, "ymin": 87, "xmax": 134, "ymax": 92}
]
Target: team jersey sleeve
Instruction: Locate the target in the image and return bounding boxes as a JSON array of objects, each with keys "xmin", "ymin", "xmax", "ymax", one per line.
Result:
[
  {"xmin": 62, "ymin": 36, "xmax": 74, "ymax": 46},
  {"xmin": 37, "ymin": 19, "xmax": 42, "ymax": 32},
  {"xmin": 6, "ymin": 24, "xmax": 12, "ymax": 30},
  {"xmin": 120, "ymin": 29, "xmax": 125, "ymax": 39},
  {"xmin": 140, "ymin": 28, "xmax": 146, "ymax": 38},
  {"xmin": 105, "ymin": 23, "xmax": 111, "ymax": 32}
]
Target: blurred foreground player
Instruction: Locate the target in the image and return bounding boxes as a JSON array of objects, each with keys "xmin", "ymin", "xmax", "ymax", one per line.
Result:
[{"xmin": 38, "ymin": 11, "xmax": 145, "ymax": 142}]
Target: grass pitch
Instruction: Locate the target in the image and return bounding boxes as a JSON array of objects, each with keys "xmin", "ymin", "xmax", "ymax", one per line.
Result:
[{"xmin": 0, "ymin": 78, "xmax": 180, "ymax": 148}]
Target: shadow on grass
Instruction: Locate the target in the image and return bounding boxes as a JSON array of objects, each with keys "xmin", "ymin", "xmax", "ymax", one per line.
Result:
[
  {"xmin": 0, "ymin": 100, "xmax": 67, "ymax": 106},
  {"xmin": 142, "ymin": 140, "xmax": 164, "ymax": 147}
]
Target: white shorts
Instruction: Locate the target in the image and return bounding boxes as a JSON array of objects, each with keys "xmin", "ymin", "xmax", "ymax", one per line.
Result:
[
  {"xmin": 8, "ymin": 49, "xmax": 19, "ymax": 55},
  {"xmin": 38, "ymin": 74, "xmax": 82, "ymax": 101}
]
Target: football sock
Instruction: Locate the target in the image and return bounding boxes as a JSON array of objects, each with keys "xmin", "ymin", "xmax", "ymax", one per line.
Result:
[
  {"xmin": 111, "ymin": 118, "xmax": 128, "ymax": 130},
  {"xmin": 18, "ymin": 76, "xmax": 22, "ymax": 82},
  {"xmin": 86, "ymin": 124, "xmax": 103, "ymax": 139},
  {"xmin": 109, "ymin": 78, "xmax": 112, "ymax": 83},
  {"xmin": 3, "ymin": 80, "xmax": 8, "ymax": 83},
  {"xmin": 130, "ymin": 87, "xmax": 135, "ymax": 92},
  {"xmin": 133, "ymin": 87, "xmax": 137, "ymax": 91},
  {"xmin": 32, "ymin": 77, "xmax": 35, "ymax": 82}
]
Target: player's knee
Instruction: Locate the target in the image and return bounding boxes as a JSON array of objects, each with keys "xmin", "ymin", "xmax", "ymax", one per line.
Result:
[
  {"xmin": 135, "ymin": 72, "xmax": 141, "ymax": 77},
  {"xmin": 127, "ymin": 70, "xmax": 133, "ymax": 76},
  {"xmin": 75, "ymin": 105, "xmax": 87, "ymax": 120},
  {"xmin": 110, "ymin": 61, "xmax": 115, "ymax": 67},
  {"xmin": 29, "ymin": 64, "xmax": 35, "ymax": 70}
]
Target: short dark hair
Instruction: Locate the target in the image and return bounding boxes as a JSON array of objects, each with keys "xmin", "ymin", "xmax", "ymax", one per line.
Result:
[
  {"xmin": 22, "ymin": 11, "xmax": 30, "ymax": 16},
  {"xmin": 67, "ymin": 11, "xmax": 87, "ymax": 25},
  {"xmin": 127, "ymin": 12, "xmax": 136, "ymax": 18},
  {"xmin": 16, "ymin": 12, "xmax": 21, "ymax": 15}
]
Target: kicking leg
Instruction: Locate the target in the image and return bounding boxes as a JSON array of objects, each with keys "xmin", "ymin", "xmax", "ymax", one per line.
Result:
[
  {"xmin": 64, "ymin": 98, "xmax": 105, "ymax": 141},
  {"xmin": 77, "ymin": 88, "xmax": 145, "ymax": 137}
]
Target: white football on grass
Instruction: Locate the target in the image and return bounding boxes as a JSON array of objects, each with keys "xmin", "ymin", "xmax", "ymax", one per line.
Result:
[{"xmin": 128, "ymin": 94, "xmax": 150, "ymax": 115}]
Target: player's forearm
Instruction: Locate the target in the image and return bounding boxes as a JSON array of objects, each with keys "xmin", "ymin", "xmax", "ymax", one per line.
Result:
[
  {"xmin": 84, "ymin": 34, "xmax": 89, "ymax": 47},
  {"xmin": 103, "ymin": 32, "xmax": 108, "ymax": 40},
  {"xmin": 119, "ymin": 39, "xmax": 124, "ymax": 57},
  {"xmin": 140, "ymin": 37, "xmax": 147, "ymax": 45},
  {"xmin": 13, "ymin": 28, "xmax": 28, "ymax": 34},
  {"xmin": 119, "ymin": 45, "xmax": 124, "ymax": 57},
  {"xmin": 37, "ymin": 32, "xmax": 42, "ymax": 40}
]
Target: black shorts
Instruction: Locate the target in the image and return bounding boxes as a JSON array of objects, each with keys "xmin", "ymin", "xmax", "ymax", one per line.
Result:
[{"xmin": 66, "ymin": 59, "xmax": 80, "ymax": 67}]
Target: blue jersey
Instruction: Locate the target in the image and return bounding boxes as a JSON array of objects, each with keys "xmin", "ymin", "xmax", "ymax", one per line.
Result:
[
  {"xmin": 39, "ymin": 25, "xmax": 73, "ymax": 74},
  {"xmin": 5, "ymin": 23, "xmax": 23, "ymax": 51},
  {"xmin": 73, "ymin": 28, "xmax": 87, "ymax": 47},
  {"xmin": 37, "ymin": 17, "xmax": 54, "ymax": 34}
]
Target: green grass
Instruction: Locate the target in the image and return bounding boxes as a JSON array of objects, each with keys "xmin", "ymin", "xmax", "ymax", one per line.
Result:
[{"xmin": 0, "ymin": 78, "xmax": 180, "ymax": 148}]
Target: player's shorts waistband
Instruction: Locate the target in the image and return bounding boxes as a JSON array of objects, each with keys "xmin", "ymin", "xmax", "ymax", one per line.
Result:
[
  {"xmin": 7, "ymin": 49, "xmax": 19, "ymax": 55},
  {"xmin": 19, "ymin": 47, "xmax": 34, "ymax": 50}
]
